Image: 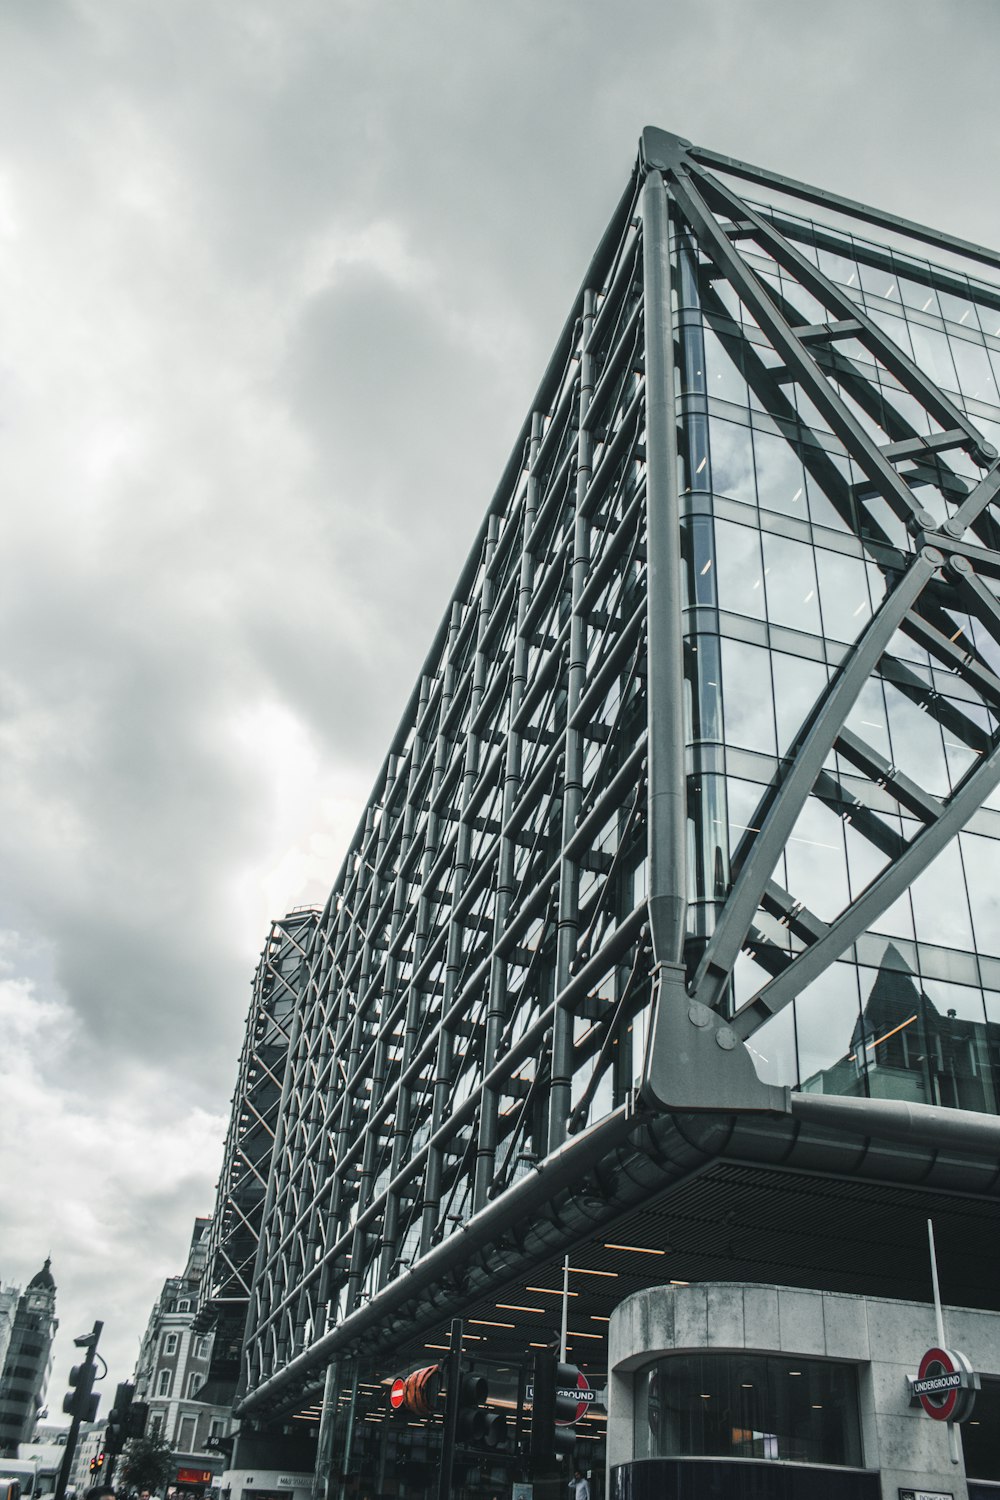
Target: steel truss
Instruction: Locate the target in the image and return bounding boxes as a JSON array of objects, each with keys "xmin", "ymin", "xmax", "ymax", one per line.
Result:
[
  {"xmin": 197, "ymin": 910, "xmax": 319, "ymax": 1376},
  {"xmin": 237, "ymin": 129, "xmax": 1000, "ymax": 1418}
]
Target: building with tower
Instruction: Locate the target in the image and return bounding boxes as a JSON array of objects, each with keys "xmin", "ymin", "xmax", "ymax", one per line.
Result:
[
  {"xmin": 133, "ymin": 1220, "xmax": 235, "ymax": 1494},
  {"xmin": 205, "ymin": 128, "xmax": 1000, "ymax": 1500},
  {"xmin": 0, "ymin": 1260, "xmax": 57, "ymax": 1455}
]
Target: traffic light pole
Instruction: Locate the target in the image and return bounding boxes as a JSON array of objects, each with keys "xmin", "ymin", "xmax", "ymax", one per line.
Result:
[
  {"xmin": 55, "ymin": 1321, "xmax": 103, "ymax": 1500},
  {"xmin": 435, "ymin": 1319, "xmax": 462, "ymax": 1500}
]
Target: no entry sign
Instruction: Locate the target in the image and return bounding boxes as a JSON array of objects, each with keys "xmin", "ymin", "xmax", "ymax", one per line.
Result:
[{"xmin": 389, "ymin": 1377, "xmax": 406, "ymax": 1410}]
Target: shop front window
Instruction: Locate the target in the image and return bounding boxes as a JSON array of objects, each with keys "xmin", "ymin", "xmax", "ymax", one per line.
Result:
[{"xmin": 635, "ymin": 1352, "xmax": 862, "ymax": 1468}]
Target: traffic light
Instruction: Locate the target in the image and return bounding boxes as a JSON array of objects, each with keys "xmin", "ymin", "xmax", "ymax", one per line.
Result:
[
  {"xmin": 125, "ymin": 1401, "xmax": 149, "ymax": 1440},
  {"xmin": 106, "ymin": 1382, "xmax": 134, "ymax": 1454},
  {"xmin": 553, "ymin": 1361, "xmax": 584, "ymax": 1453},
  {"xmin": 88, "ymin": 1454, "xmax": 105, "ymax": 1473},
  {"xmin": 63, "ymin": 1364, "xmax": 99, "ymax": 1423},
  {"xmin": 454, "ymin": 1372, "xmax": 507, "ymax": 1450},
  {"xmin": 530, "ymin": 1350, "xmax": 580, "ymax": 1464}
]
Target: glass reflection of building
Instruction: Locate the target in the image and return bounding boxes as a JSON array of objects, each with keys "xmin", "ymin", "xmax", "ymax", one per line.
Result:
[
  {"xmin": 206, "ymin": 129, "xmax": 1000, "ymax": 1500},
  {"xmin": 801, "ymin": 944, "xmax": 999, "ymax": 1112}
]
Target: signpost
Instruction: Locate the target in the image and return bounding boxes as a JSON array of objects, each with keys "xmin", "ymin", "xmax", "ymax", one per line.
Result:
[{"xmin": 914, "ymin": 1220, "xmax": 980, "ymax": 1467}]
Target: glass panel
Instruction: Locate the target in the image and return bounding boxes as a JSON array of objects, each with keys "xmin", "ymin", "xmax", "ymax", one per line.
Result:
[
  {"xmin": 897, "ymin": 271, "xmax": 940, "ymax": 317},
  {"xmin": 637, "ymin": 1352, "xmax": 862, "ymax": 1467},
  {"xmin": 771, "ymin": 652, "xmax": 827, "ymax": 760},
  {"xmin": 949, "ymin": 336, "xmax": 1000, "ymax": 406},
  {"xmin": 815, "ymin": 547, "xmax": 873, "ymax": 643},
  {"xmin": 761, "ymin": 532, "xmax": 822, "ymax": 635},
  {"xmin": 960, "ymin": 831, "xmax": 1000, "ymax": 959},
  {"xmin": 882, "ymin": 676, "xmax": 950, "ymax": 797},
  {"xmin": 708, "ymin": 418, "xmax": 756, "ymax": 504},
  {"xmin": 856, "ymin": 956, "xmax": 933, "ymax": 1103},
  {"xmin": 859, "ymin": 260, "xmax": 900, "ymax": 304},
  {"xmin": 795, "ymin": 963, "xmax": 864, "ymax": 1095},
  {"xmin": 938, "ymin": 284, "xmax": 976, "ymax": 328},
  {"xmin": 917, "ymin": 975, "xmax": 996, "ymax": 1113},
  {"xmin": 703, "ymin": 325, "xmax": 751, "ymax": 409},
  {"xmin": 725, "ymin": 777, "xmax": 767, "ymax": 857},
  {"xmin": 908, "ymin": 322, "xmax": 959, "ymax": 392},
  {"xmin": 842, "ymin": 674, "xmax": 892, "ymax": 761},
  {"xmin": 752, "ymin": 429, "xmax": 807, "ymax": 518},
  {"xmin": 816, "ymin": 245, "xmax": 860, "ymax": 292},
  {"xmin": 908, "ymin": 836, "xmax": 976, "ymax": 951},
  {"xmin": 744, "ymin": 1004, "xmax": 796, "ymax": 1087},
  {"xmin": 714, "ymin": 517, "xmax": 766, "ymax": 620},
  {"xmin": 721, "ymin": 637, "xmax": 776, "ymax": 755},
  {"xmin": 784, "ymin": 794, "xmax": 850, "ymax": 921},
  {"xmin": 866, "ymin": 306, "xmax": 914, "ymax": 359}
]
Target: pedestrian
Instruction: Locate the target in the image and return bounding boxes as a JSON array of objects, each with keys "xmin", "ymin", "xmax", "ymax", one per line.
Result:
[{"xmin": 569, "ymin": 1470, "xmax": 589, "ymax": 1500}]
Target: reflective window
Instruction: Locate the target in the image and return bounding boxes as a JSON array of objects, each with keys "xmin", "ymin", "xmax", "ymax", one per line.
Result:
[
  {"xmin": 908, "ymin": 837, "xmax": 976, "ymax": 952},
  {"xmin": 752, "ymin": 429, "xmax": 807, "ymax": 518},
  {"xmin": 909, "ymin": 323, "xmax": 959, "ymax": 392},
  {"xmin": 771, "ymin": 652, "xmax": 828, "ymax": 760},
  {"xmin": 938, "ymin": 284, "xmax": 976, "ymax": 328},
  {"xmin": 816, "ymin": 246, "xmax": 860, "ymax": 292},
  {"xmin": 709, "ymin": 419, "xmax": 756, "ymax": 505},
  {"xmin": 961, "ymin": 831, "xmax": 1000, "ymax": 958},
  {"xmin": 796, "ymin": 964, "xmax": 864, "ymax": 1093},
  {"xmin": 635, "ymin": 1352, "xmax": 863, "ymax": 1468},
  {"xmin": 761, "ymin": 531, "xmax": 822, "ymax": 635},
  {"xmin": 859, "ymin": 260, "xmax": 899, "ymax": 304},
  {"xmin": 896, "ymin": 271, "xmax": 940, "ymax": 317},
  {"xmin": 882, "ymin": 677, "xmax": 950, "ymax": 797},
  {"xmin": 714, "ymin": 517, "xmax": 766, "ymax": 620},
  {"xmin": 784, "ymin": 794, "xmax": 850, "ymax": 922},
  {"xmin": 720, "ymin": 638, "xmax": 776, "ymax": 755},
  {"xmin": 815, "ymin": 548, "xmax": 873, "ymax": 643},
  {"xmin": 702, "ymin": 325, "xmax": 751, "ymax": 409},
  {"xmin": 743, "ymin": 1003, "xmax": 795, "ymax": 1086},
  {"xmin": 950, "ymin": 337, "xmax": 1000, "ymax": 406}
]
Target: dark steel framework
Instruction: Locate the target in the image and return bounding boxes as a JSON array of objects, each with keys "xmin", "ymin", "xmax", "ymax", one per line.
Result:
[
  {"xmin": 197, "ymin": 909, "xmax": 319, "ymax": 1391},
  {"xmin": 235, "ymin": 129, "xmax": 1000, "ymax": 1426}
]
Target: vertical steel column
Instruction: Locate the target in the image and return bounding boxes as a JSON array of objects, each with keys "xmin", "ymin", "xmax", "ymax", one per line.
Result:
[
  {"xmin": 422, "ymin": 522, "xmax": 498, "ymax": 1246},
  {"xmin": 330, "ymin": 796, "xmax": 387, "ymax": 1313},
  {"xmin": 549, "ymin": 291, "xmax": 597, "ymax": 1152},
  {"xmin": 346, "ymin": 685, "xmax": 430, "ymax": 1314},
  {"xmin": 642, "ymin": 168, "xmax": 688, "ymax": 974},
  {"xmin": 474, "ymin": 419, "xmax": 543, "ymax": 1211},
  {"xmin": 420, "ymin": 601, "xmax": 466, "ymax": 1253},
  {"xmin": 239, "ymin": 907, "xmax": 318, "ymax": 1389},
  {"xmin": 381, "ymin": 644, "xmax": 459, "ymax": 1283},
  {"xmin": 312, "ymin": 1354, "xmax": 340, "ymax": 1500}
]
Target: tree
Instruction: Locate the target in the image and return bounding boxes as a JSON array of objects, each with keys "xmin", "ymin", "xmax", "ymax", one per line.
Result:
[{"xmin": 118, "ymin": 1430, "xmax": 175, "ymax": 1494}]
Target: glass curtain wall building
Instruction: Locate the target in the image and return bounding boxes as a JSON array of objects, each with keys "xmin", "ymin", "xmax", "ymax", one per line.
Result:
[{"xmin": 220, "ymin": 129, "xmax": 1000, "ymax": 1496}]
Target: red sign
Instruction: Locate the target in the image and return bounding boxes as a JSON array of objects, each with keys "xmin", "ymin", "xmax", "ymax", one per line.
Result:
[
  {"xmin": 175, "ymin": 1471, "xmax": 212, "ymax": 1485},
  {"xmin": 557, "ymin": 1370, "xmax": 593, "ymax": 1425},
  {"xmin": 913, "ymin": 1347, "xmax": 977, "ymax": 1423},
  {"xmin": 389, "ymin": 1378, "xmax": 406, "ymax": 1410}
]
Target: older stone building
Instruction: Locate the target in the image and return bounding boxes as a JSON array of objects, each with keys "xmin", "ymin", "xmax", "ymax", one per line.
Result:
[
  {"xmin": 0, "ymin": 1260, "xmax": 57, "ymax": 1455},
  {"xmin": 133, "ymin": 1222, "xmax": 235, "ymax": 1494}
]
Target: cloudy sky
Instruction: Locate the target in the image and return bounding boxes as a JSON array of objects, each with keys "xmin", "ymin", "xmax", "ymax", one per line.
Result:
[{"xmin": 2, "ymin": 0, "xmax": 999, "ymax": 1426}]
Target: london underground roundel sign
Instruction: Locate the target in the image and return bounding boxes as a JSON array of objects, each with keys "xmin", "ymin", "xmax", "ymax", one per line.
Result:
[
  {"xmin": 912, "ymin": 1347, "xmax": 977, "ymax": 1423},
  {"xmin": 556, "ymin": 1369, "xmax": 594, "ymax": 1425}
]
